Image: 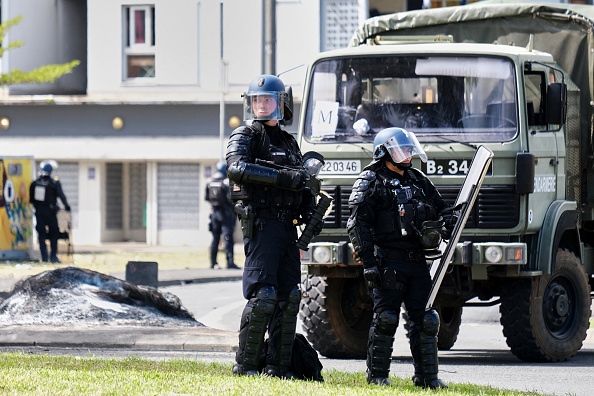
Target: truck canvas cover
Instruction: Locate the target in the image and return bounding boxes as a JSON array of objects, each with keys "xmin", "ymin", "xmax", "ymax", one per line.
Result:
[{"xmin": 349, "ymin": 0, "xmax": 594, "ymax": 134}]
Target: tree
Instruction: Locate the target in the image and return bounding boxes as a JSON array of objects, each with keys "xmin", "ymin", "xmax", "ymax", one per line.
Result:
[{"xmin": 0, "ymin": 16, "xmax": 79, "ymax": 86}]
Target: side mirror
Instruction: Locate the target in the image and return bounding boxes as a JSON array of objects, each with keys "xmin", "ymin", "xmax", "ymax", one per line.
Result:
[
  {"xmin": 546, "ymin": 82, "xmax": 567, "ymax": 126},
  {"xmin": 281, "ymin": 85, "xmax": 294, "ymax": 127}
]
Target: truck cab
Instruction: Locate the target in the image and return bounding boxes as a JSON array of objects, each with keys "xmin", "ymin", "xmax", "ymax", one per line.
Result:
[{"xmin": 297, "ymin": 35, "xmax": 591, "ymax": 362}]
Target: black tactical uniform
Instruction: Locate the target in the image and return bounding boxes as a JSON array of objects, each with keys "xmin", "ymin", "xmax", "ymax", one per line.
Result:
[
  {"xmin": 29, "ymin": 162, "xmax": 70, "ymax": 263},
  {"xmin": 347, "ymin": 128, "xmax": 452, "ymax": 389},
  {"xmin": 205, "ymin": 161, "xmax": 238, "ymax": 269},
  {"xmin": 226, "ymin": 75, "xmax": 314, "ymax": 378}
]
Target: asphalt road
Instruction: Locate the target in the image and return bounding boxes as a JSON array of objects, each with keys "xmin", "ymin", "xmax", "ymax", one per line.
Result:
[{"xmin": 1, "ymin": 279, "xmax": 592, "ymax": 396}]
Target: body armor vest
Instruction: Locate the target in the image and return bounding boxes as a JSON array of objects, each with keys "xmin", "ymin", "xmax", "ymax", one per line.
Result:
[
  {"xmin": 374, "ymin": 171, "xmax": 438, "ymax": 241},
  {"xmin": 207, "ymin": 179, "xmax": 229, "ymax": 208},
  {"xmin": 230, "ymin": 123, "xmax": 304, "ymax": 209},
  {"xmin": 32, "ymin": 178, "xmax": 57, "ymax": 206}
]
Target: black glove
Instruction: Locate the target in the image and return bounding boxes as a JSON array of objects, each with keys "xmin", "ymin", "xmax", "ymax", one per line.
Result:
[
  {"xmin": 439, "ymin": 206, "xmax": 459, "ymax": 240},
  {"xmin": 363, "ymin": 266, "xmax": 381, "ymax": 289},
  {"xmin": 277, "ymin": 169, "xmax": 306, "ymax": 191},
  {"xmin": 65, "ymin": 205, "xmax": 71, "ymax": 212}
]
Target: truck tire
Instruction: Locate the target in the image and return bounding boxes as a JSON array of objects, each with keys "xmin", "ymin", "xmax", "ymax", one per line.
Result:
[
  {"xmin": 299, "ymin": 275, "xmax": 373, "ymax": 358},
  {"xmin": 436, "ymin": 305, "xmax": 463, "ymax": 350},
  {"xmin": 500, "ymin": 249, "xmax": 591, "ymax": 362}
]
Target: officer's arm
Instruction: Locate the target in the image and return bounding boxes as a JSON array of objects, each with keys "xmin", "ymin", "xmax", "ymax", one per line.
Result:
[
  {"xmin": 204, "ymin": 184, "xmax": 210, "ymax": 202},
  {"xmin": 226, "ymin": 126, "xmax": 305, "ymax": 191},
  {"xmin": 28, "ymin": 183, "xmax": 35, "ymax": 204},
  {"xmin": 54, "ymin": 179, "xmax": 71, "ymax": 211},
  {"xmin": 346, "ymin": 171, "xmax": 378, "ymax": 268}
]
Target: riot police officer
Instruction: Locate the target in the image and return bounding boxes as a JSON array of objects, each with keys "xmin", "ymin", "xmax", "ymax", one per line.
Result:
[
  {"xmin": 347, "ymin": 128, "xmax": 453, "ymax": 389},
  {"xmin": 205, "ymin": 161, "xmax": 239, "ymax": 269},
  {"xmin": 226, "ymin": 74, "xmax": 314, "ymax": 378},
  {"xmin": 29, "ymin": 161, "xmax": 70, "ymax": 263}
]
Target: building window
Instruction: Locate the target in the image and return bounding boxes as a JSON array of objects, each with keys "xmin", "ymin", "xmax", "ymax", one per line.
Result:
[{"xmin": 124, "ymin": 5, "xmax": 155, "ymax": 79}]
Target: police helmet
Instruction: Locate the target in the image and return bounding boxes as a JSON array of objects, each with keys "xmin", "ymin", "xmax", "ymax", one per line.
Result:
[
  {"xmin": 214, "ymin": 161, "xmax": 227, "ymax": 179},
  {"xmin": 39, "ymin": 161, "xmax": 53, "ymax": 177},
  {"xmin": 364, "ymin": 128, "xmax": 427, "ymax": 170},
  {"xmin": 243, "ymin": 74, "xmax": 293, "ymax": 122},
  {"xmin": 216, "ymin": 161, "xmax": 227, "ymax": 174}
]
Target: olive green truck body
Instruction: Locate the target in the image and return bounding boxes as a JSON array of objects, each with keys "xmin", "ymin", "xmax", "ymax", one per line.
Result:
[{"xmin": 297, "ymin": 1, "xmax": 594, "ymax": 362}]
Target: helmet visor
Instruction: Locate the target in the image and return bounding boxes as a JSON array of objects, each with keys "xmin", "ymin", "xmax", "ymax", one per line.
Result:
[
  {"xmin": 384, "ymin": 132, "xmax": 427, "ymax": 163},
  {"xmin": 243, "ymin": 92, "xmax": 285, "ymax": 121}
]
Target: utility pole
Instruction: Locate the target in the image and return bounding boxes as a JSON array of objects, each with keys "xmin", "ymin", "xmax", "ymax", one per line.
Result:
[
  {"xmin": 219, "ymin": 2, "xmax": 227, "ymax": 161},
  {"xmin": 263, "ymin": 0, "xmax": 276, "ymax": 75}
]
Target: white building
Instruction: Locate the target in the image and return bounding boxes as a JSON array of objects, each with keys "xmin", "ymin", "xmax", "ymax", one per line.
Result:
[{"xmin": 0, "ymin": 0, "xmax": 415, "ymax": 248}]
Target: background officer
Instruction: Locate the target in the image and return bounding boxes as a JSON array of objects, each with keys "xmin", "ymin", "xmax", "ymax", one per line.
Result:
[
  {"xmin": 29, "ymin": 161, "xmax": 70, "ymax": 263},
  {"xmin": 226, "ymin": 74, "xmax": 315, "ymax": 378},
  {"xmin": 347, "ymin": 128, "xmax": 454, "ymax": 389},
  {"xmin": 205, "ymin": 161, "xmax": 239, "ymax": 269}
]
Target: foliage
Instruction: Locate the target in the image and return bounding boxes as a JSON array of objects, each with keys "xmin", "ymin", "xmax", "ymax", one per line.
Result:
[
  {"xmin": 0, "ymin": 15, "xmax": 79, "ymax": 86},
  {"xmin": 0, "ymin": 352, "xmax": 552, "ymax": 395}
]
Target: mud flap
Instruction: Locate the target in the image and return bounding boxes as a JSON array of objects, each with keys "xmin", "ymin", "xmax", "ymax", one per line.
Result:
[{"xmin": 426, "ymin": 145, "xmax": 494, "ymax": 310}]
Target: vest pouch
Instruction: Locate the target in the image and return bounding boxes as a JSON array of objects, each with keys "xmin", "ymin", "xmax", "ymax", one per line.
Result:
[{"xmin": 375, "ymin": 208, "xmax": 401, "ymax": 237}]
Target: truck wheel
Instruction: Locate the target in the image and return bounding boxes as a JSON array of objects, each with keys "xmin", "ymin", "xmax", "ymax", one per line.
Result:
[
  {"xmin": 436, "ymin": 305, "xmax": 462, "ymax": 350},
  {"xmin": 299, "ymin": 275, "xmax": 373, "ymax": 358},
  {"xmin": 500, "ymin": 249, "xmax": 591, "ymax": 362}
]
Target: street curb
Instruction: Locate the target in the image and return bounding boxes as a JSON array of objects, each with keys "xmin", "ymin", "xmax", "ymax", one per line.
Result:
[
  {"xmin": 0, "ymin": 325, "xmax": 238, "ymax": 352},
  {"xmin": 158, "ymin": 276, "xmax": 242, "ymax": 287}
]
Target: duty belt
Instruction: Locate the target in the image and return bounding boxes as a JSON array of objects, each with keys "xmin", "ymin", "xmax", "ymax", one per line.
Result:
[
  {"xmin": 381, "ymin": 249, "xmax": 426, "ymax": 263},
  {"xmin": 256, "ymin": 207, "xmax": 298, "ymax": 223}
]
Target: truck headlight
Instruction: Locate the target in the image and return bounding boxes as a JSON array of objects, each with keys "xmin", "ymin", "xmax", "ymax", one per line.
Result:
[
  {"xmin": 312, "ymin": 246, "xmax": 331, "ymax": 264},
  {"xmin": 485, "ymin": 246, "xmax": 503, "ymax": 263}
]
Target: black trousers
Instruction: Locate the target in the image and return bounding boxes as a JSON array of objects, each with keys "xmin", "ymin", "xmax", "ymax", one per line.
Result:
[
  {"xmin": 372, "ymin": 258, "xmax": 432, "ymax": 362},
  {"xmin": 34, "ymin": 205, "xmax": 59, "ymax": 261},
  {"xmin": 241, "ymin": 217, "xmax": 300, "ymax": 300},
  {"xmin": 209, "ymin": 208, "xmax": 235, "ymax": 267}
]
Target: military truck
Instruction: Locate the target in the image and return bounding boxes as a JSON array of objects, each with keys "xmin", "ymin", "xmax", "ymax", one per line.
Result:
[{"xmin": 297, "ymin": 1, "xmax": 594, "ymax": 363}]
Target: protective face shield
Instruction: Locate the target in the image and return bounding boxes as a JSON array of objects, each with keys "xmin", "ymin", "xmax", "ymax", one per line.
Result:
[
  {"xmin": 373, "ymin": 128, "xmax": 427, "ymax": 164},
  {"xmin": 302, "ymin": 151, "xmax": 325, "ymax": 178},
  {"xmin": 243, "ymin": 74, "xmax": 292, "ymax": 122}
]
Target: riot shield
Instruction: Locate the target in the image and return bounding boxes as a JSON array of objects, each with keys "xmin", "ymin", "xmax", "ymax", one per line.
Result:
[{"xmin": 426, "ymin": 145, "xmax": 494, "ymax": 310}]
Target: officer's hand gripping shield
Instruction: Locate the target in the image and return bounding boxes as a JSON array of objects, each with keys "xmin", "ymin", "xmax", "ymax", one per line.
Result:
[
  {"xmin": 426, "ymin": 145, "xmax": 494, "ymax": 310},
  {"xmin": 296, "ymin": 152, "xmax": 334, "ymax": 251}
]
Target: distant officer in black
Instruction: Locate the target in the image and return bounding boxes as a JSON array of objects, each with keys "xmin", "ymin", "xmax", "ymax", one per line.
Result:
[
  {"xmin": 226, "ymin": 74, "xmax": 314, "ymax": 378},
  {"xmin": 205, "ymin": 161, "xmax": 239, "ymax": 269},
  {"xmin": 29, "ymin": 161, "xmax": 70, "ymax": 263},
  {"xmin": 347, "ymin": 127, "xmax": 454, "ymax": 389}
]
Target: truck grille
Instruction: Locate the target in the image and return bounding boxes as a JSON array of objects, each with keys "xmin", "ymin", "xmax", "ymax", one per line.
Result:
[{"xmin": 322, "ymin": 185, "xmax": 519, "ymax": 229}]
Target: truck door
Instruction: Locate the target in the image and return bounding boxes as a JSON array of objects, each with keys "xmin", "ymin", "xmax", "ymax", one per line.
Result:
[{"xmin": 524, "ymin": 70, "xmax": 563, "ymax": 231}]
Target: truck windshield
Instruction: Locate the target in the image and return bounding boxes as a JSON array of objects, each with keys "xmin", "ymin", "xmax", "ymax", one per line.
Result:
[{"xmin": 303, "ymin": 55, "xmax": 518, "ymax": 144}]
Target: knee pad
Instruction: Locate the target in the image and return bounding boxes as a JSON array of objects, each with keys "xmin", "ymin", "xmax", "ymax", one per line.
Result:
[
  {"xmin": 283, "ymin": 286, "xmax": 301, "ymax": 316},
  {"xmin": 422, "ymin": 309, "xmax": 440, "ymax": 336},
  {"xmin": 252, "ymin": 285, "xmax": 277, "ymax": 316},
  {"xmin": 375, "ymin": 309, "xmax": 399, "ymax": 335}
]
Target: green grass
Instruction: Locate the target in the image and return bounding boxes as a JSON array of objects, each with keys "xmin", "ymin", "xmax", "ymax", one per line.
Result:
[{"xmin": 0, "ymin": 352, "xmax": 550, "ymax": 396}]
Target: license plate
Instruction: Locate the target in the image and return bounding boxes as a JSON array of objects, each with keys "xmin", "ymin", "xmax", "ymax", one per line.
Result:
[
  {"xmin": 423, "ymin": 159, "xmax": 492, "ymax": 176},
  {"xmin": 319, "ymin": 160, "xmax": 361, "ymax": 175}
]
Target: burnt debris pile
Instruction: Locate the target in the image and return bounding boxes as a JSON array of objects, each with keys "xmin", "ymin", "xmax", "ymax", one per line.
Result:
[{"xmin": 0, "ymin": 267, "xmax": 202, "ymax": 327}]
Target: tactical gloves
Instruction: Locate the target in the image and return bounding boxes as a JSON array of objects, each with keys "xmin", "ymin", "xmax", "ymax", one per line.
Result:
[
  {"xmin": 363, "ymin": 266, "xmax": 381, "ymax": 289},
  {"xmin": 277, "ymin": 169, "xmax": 306, "ymax": 190}
]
